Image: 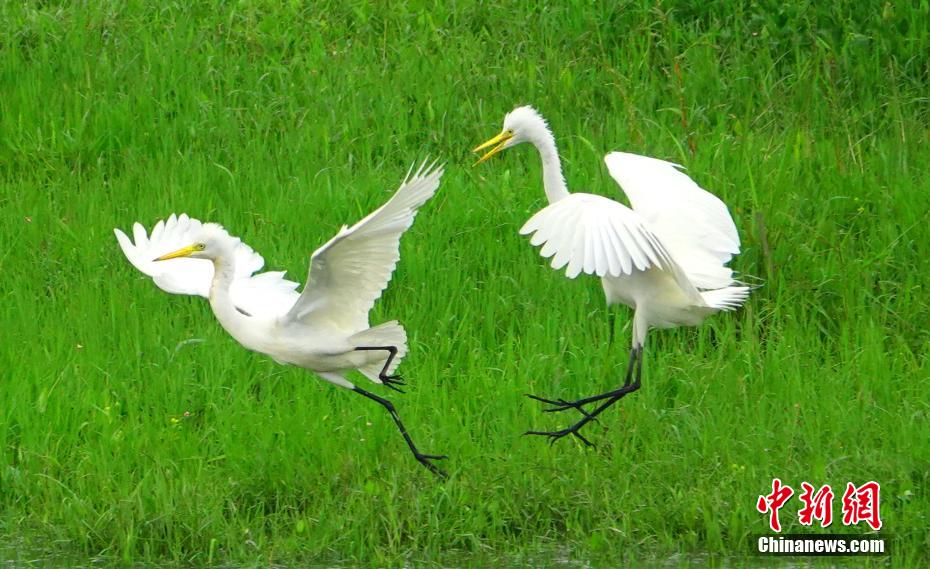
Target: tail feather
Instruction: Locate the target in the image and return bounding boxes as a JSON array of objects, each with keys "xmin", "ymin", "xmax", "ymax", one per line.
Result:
[
  {"xmin": 351, "ymin": 321, "xmax": 408, "ymax": 383},
  {"xmin": 701, "ymin": 286, "xmax": 751, "ymax": 311}
]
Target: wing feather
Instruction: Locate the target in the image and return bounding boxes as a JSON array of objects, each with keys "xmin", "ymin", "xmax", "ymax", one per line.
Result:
[
  {"xmin": 624, "ymin": 226, "xmax": 648, "ymax": 271},
  {"xmin": 582, "ymin": 217, "xmax": 597, "ymax": 275},
  {"xmin": 115, "ymin": 214, "xmax": 300, "ymax": 317},
  {"xmin": 547, "ymin": 206, "xmax": 578, "ymax": 269},
  {"xmin": 591, "ymin": 220, "xmax": 608, "ymax": 276},
  {"xmin": 566, "ymin": 210, "xmax": 587, "ymax": 277},
  {"xmin": 284, "ymin": 161, "xmax": 444, "ymax": 332},
  {"xmin": 519, "ymin": 193, "xmax": 697, "ymax": 298},
  {"xmin": 538, "ymin": 234, "xmax": 559, "ymax": 258},
  {"xmin": 604, "ymin": 152, "xmax": 741, "ymax": 289},
  {"xmin": 602, "ymin": 222, "xmax": 627, "ymax": 275},
  {"xmin": 601, "ymin": 223, "xmax": 622, "ymax": 276}
]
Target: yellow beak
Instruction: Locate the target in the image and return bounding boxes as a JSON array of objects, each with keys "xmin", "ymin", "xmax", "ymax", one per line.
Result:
[
  {"xmin": 472, "ymin": 130, "xmax": 514, "ymax": 165},
  {"xmin": 154, "ymin": 244, "xmax": 199, "ymax": 262}
]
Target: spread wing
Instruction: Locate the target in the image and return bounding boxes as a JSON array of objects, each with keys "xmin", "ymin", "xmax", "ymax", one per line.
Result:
[
  {"xmin": 114, "ymin": 213, "xmax": 300, "ymax": 317},
  {"xmin": 284, "ymin": 161, "xmax": 444, "ymax": 332},
  {"xmin": 604, "ymin": 152, "xmax": 741, "ymax": 289},
  {"xmin": 519, "ymin": 192, "xmax": 700, "ymax": 300}
]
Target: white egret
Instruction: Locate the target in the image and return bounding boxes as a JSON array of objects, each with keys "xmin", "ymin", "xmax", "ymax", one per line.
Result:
[
  {"xmin": 474, "ymin": 106, "xmax": 750, "ymax": 445},
  {"xmin": 115, "ymin": 161, "xmax": 447, "ymax": 476}
]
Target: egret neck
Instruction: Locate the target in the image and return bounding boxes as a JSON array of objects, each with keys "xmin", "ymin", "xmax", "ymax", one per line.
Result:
[
  {"xmin": 207, "ymin": 251, "xmax": 257, "ymax": 348},
  {"xmin": 530, "ymin": 122, "xmax": 570, "ymax": 204}
]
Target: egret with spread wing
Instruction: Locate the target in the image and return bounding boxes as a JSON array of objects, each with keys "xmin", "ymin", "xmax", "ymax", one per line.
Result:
[
  {"xmin": 115, "ymin": 161, "xmax": 447, "ymax": 476},
  {"xmin": 474, "ymin": 106, "xmax": 749, "ymax": 446}
]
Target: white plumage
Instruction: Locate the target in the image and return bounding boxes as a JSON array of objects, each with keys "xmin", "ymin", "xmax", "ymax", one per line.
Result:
[
  {"xmin": 474, "ymin": 105, "xmax": 750, "ymax": 445},
  {"xmin": 287, "ymin": 163, "xmax": 445, "ymax": 332},
  {"xmin": 520, "ymin": 192, "xmax": 675, "ymax": 280},
  {"xmin": 603, "ymin": 152, "xmax": 741, "ymax": 289},
  {"xmin": 115, "ymin": 213, "xmax": 301, "ymax": 317},
  {"xmin": 116, "ymin": 161, "xmax": 447, "ymax": 476}
]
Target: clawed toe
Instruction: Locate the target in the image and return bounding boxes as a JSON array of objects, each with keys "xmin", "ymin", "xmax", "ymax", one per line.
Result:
[
  {"xmin": 526, "ymin": 393, "xmax": 594, "ymax": 417},
  {"xmin": 415, "ymin": 453, "xmax": 448, "ymax": 478},
  {"xmin": 382, "ymin": 375, "xmax": 407, "ymax": 393},
  {"xmin": 524, "ymin": 428, "xmax": 594, "ymax": 447},
  {"xmin": 526, "ymin": 393, "xmax": 563, "ymax": 406},
  {"xmin": 524, "ymin": 349, "xmax": 644, "ymax": 450},
  {"xmin": 418, "ymin": 453, "xmax": 448, "ymax": 461}
]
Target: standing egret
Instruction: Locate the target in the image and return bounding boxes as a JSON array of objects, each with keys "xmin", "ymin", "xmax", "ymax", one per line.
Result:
[
  {"xmin": 474, "ymin": 106, "xmax": 749, "ymax": 445},
  {"xmin": 115, "ymin": 161, "xmax": 447, "ymax": 476}
]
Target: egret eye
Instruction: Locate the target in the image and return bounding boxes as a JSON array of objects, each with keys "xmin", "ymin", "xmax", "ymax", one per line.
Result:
[{"xmin": 195, "ymin": 243, "xmax": 206, "ymax": 251}]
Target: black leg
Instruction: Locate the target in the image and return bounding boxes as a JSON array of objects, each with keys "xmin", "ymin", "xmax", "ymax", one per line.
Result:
[
  {"xmin": 355, "ymin": 346, "xmax": 406, "ymax": 392},
  {"xmin": 352, "ymin": 386, "xmax": 447, "ymax": 478},
  {"xmin": 525, "ymin": 346, "xmax": 643, "ymax": 446},
  {"xmin": 526, "ymin": 346, "xmax": 638, "ymax": 411}
]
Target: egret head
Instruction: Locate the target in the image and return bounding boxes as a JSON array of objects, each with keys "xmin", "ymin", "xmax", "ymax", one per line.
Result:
[
  {"xmin": 153, "ymin": 223, "xmax": 232, "ymax": 262},
  {"xmin": 473, "ymin": 105, "xmax": 551, "ymax": 164}
]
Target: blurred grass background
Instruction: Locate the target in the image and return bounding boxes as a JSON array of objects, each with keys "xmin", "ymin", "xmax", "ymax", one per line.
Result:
[{"xmin": 1, "ymin": 0, "xmax": 928, "ymax": 566}]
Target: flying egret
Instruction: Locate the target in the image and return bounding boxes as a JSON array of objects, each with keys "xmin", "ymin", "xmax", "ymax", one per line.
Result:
[
  {"xmin": 474, "ymin": 106, "xmax": 750, "ymax": 445},
  {"xmin": 115, "ymin": 161, "xmax": 447, "ymax": 476}
]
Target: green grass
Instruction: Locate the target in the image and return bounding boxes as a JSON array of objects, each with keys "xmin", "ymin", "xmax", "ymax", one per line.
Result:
[{"xmin": 1, "ymin": 1, "xmax": 928, "ymax": 566}]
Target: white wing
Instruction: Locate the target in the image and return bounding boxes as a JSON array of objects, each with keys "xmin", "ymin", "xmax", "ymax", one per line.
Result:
[
  {"xmin": 519, "ymin": 193, "xmax": 699, "ymax": 297},
  {"xmin": 285, "ymin": 161, "xmax": 444, "ymax": 332},
  {"xmin": 228, "ymin": 270, "xmax": 301, "ymax": 318},
  {"xmin": 114, "ymin": 213, "xmax": 300, "ymax": 317},
  {"xmin": 604, "ymin": 152, "xmax": 741, "ymax": 289}
]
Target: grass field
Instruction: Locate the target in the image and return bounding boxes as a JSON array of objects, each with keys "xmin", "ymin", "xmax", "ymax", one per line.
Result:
[{"xmin": 1, "ymin": 1, "xmax": 928, "ymax": 566}]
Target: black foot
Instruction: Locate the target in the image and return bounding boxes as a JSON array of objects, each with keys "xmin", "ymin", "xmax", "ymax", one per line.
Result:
[
  {"xmin": 525, "ymin": 346, "xmax": 644, "ymax": 447},
  {"xmin": 382, "ymin": 374, "xmax": 406, "ymax": 393},
  {"xmin": 352, "ymin": 385, "xmax": 448, "ymax": 480},
  {"xmin": 355, "ymin": 345, "xmax": 407, "ymax": 393},
  {"xmin": 525, "ymin": 384, "xmax": 638, "ymax": 446},
  {"xmin": 525, "ymin": 394, "xmax": 595, "ymax": 417},
  {"xmin": 525, "ymin": 426, "xmax": 595, "ymax": 447},
  {"xmin": 415, "ymin": 452, "xmax": 449, "ymax": 478}
]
